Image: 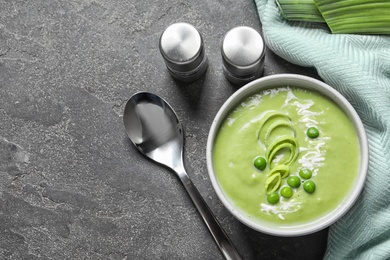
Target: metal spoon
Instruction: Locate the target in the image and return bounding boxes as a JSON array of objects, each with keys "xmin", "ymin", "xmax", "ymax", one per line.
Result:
[{"xmin": 123, "ymin": 92, "xmax": 242, "ymax": 260}]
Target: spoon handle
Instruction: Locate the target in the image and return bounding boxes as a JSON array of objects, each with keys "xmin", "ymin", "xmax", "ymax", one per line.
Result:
[{"xmin": 177, "ymin": 169, "xmax": 242, "ymax": 260}]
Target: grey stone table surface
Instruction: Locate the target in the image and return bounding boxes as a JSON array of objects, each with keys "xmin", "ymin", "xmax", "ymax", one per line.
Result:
[{"xmin": 0, "ymin": 0, "xmax": 327, "ymax": 259}]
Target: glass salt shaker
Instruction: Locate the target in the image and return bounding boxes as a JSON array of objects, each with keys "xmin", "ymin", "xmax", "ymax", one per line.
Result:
[{"xmin": 159, "ymin": 22, "xmax": 208, "ymax": 82}]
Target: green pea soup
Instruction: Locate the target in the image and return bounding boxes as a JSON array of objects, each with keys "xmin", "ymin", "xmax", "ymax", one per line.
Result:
[{"xmin": 212, "ymin": 86, "xmax": 360, "ymax": 227}]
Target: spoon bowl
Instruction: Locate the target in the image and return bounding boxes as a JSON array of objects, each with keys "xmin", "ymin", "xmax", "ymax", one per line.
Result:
[
  {"xmin": 123, "ymin": 92, "xmax": 242, "ymax": 260},
  {"xmin": 123, "ymin": 92, "xmax": 183, "ymax": 169}
]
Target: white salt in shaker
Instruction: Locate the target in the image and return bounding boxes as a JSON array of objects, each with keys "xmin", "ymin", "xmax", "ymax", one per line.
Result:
[
  {"xmin": 159, "ymin": 22, "xmax": 208, "ymax": 82},
  {"xmin": 221, "ymin": 26, "xmax": 265, "ymax": 85}
]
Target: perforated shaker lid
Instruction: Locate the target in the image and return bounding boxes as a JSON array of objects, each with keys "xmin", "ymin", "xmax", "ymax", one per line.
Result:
[
  {"xmin": 222, "ymin": 26, "xmax": 265, "ymax": 77},
  {"xmin": 159, "ymin": 23, "xmax": 205, "ymax": 73}
]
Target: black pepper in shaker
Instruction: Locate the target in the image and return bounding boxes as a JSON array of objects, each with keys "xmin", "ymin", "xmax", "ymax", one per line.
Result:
[
  {"xmin": 222, "ymin": 26, "xmax": 266, "ymax": 85},
  {"xmin": 159, "ymin": 22, "xmax": 208, "ymax": 82}
]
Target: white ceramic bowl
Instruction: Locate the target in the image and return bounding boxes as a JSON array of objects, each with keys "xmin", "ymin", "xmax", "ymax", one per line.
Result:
[{"xmin": 206, "ymin": 74, "xmax": 368, "ymax": 236}]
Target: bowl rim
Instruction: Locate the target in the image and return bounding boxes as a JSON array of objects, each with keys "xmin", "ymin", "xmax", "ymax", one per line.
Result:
[{"xmin": 206, "ymin": 73, "xmax": 369, "ymax": 236}]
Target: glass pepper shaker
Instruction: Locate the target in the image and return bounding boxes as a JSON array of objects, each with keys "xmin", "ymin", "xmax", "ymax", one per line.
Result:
[{"xmin": 221, "ymin": 26, "xmax": 266, "ymax": 85}]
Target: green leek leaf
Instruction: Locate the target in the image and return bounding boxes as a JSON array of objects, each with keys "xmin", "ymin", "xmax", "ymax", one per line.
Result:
[
  {"xmin": 276, "ymin": 0, "xmax": 325, "ymax": 22},
  {"xmin": 314, "ymin": 0, "xmax": 390, "ymax": 34}
]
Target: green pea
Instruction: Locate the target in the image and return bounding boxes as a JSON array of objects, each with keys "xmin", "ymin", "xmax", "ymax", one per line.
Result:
[
  {"xmin": 299, "ymin": 169, "xmax": 312, "ymax": 179},
  {"xmin": 307, "ymin": 127, "xmax": 319, "ymax": 138},
  {"xmin": 287, "ymin": 176, "xmax": 301, "ymax": 188},
  {"xmin": 280, "ymin": 186, "xmax": 293, "ymax": 198},
  {"xmin": 254, "ymin": 156, "xmax": 267, "ymax": 171},
  {"xmin": 267, "ymin": 192, "xmax": 280, "ymax": 204},
  {"xmin": 303, "ymin": 180, "xmax": 316, "ymax": 193}
]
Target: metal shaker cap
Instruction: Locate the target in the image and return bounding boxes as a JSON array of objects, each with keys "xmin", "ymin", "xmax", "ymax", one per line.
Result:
[
  {"xmin": 159, "ymin": 23, "xmax": 205, "ymax": 73},
  {"xmin": 222, "ymin": 26, "xmax": 265, "ymax": 82}
]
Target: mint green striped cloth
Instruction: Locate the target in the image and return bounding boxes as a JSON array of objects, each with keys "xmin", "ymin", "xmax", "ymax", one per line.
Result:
[{"xmin": 254, "ymin": 0, "xmax": 390, "ymax": 259}]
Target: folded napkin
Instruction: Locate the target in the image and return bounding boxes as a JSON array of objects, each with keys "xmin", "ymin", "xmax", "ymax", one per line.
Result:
[{"xmin": 254, "ymin": 1, "xmax": 390, "ymax": 259}]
